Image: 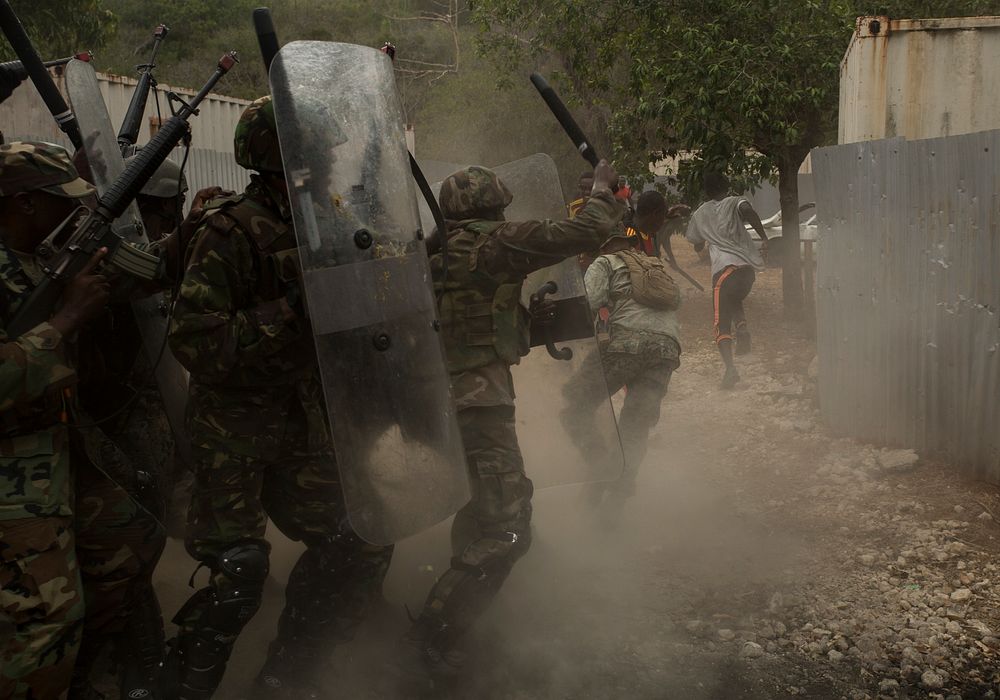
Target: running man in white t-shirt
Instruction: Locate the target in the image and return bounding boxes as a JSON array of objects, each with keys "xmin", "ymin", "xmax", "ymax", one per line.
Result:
[{"xmin": 685, "ymin": 172, "xmax": 769, "ymax": 388}]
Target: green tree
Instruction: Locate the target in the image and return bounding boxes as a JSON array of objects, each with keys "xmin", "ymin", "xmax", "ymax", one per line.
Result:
[
  {"xmin": 473, "ymin": 0, "xmax": 1000, "ymax": 318},
  {"xmin": 0, "ymin": 0, "xmax": 117, "ymax": 59}
]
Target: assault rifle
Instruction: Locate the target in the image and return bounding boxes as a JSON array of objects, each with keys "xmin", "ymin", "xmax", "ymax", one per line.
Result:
[
  {"xmin": 0, "ymin": 53, "xmax": 91, "ymax": 103},
  {"xmin": 6, "ymin": 52, "xmax": 239, "ymax": 339},
  {"xmin": 118, "ymin": 24, "xmax": 168, "ymax": 155},
  {"xmin": 0, "ymin": 0, "xmax": 83, "ymax": 147}
]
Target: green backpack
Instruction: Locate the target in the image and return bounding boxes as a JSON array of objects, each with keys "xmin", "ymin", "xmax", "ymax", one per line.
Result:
[{"xmin": 614, "ymin": 249, "xmax": 681, "ymax": 311}]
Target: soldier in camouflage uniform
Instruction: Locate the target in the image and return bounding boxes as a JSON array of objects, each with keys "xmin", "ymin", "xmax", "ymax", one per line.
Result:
[
  {"xmin": 0, "ymin": 141, "xmax": 166, "ymax": 700},
  {"xmin": 561, "ymin": 230, "xmax": 682, "ymax": 522},
  {"xmin": 163, "ymin": 96, "xmax": 394, "ymax": 700},
  {"xmin": 396, "ymin": 161, "xmax": 623, "ymax": 683}
]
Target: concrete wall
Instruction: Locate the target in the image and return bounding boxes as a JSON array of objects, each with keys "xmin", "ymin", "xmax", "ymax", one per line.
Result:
[{"xmin": 840, "ymin": 15, "xmax": 1000, "ymax": 143}]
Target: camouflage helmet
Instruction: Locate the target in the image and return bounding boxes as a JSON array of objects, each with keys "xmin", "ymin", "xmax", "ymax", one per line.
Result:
[
  {"xmin": 125, "ymin": 152, "xmax": 188, "ymax": 198},
  {"xmin": 235, "ymin": 96, "xmax": 283, "ymax": 173},
  {"xmin": 439, "ymin": 166, "xmax": 513, "ymax": 220},
  {"xmin": 0, "ymin": 141, "xmax": 96, "ymax": 199}
]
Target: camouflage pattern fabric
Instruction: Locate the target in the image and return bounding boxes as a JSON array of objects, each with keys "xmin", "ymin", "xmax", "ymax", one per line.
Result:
[
  {"xmin": 418, "ymin": 361, "xmax": 532, "ymax": 640},
  {"xmin": 70, "ymin": 451, "xmax": 165, "ymax": 674},
  {"xmin": 0, "ymin": 141, "xmax": 95, "ymax": 200},
  {"xmin": 561, "ymin": 330, "xmax": 680, "ymax": 494},
  {"xmin": 234, "ymin": 96, "xmax": 283, "ymax": 174},
  {"xmin": 0, "ymin": 514, "xmax": 81, "ymax": 700},
  {"xmin": 432, "ymin": 189, "xmax": 624, "ymax": 374},
  {"xmin": 413, "ymin": 186, "xmax": 623, "ymax": 649},
  {"xmin": 439, "ymin": 165, "xmax": 513, "ymax": 220},
  {"xmin": 1, "ymin": 234, "xmax": 165, "ymax": 698},
  {"xmin": 168, "ymin": 173, "xmax": 393, "ymax": 685}
]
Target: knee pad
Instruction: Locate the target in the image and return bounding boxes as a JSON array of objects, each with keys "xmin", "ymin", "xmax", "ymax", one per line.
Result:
[
  {"xmin": 164, "ymin": 540, "xmax": 270, "ymax": 699},
  {"xmin": 207, "ymin": 539, "xmax": 269, "ymax": 633}
]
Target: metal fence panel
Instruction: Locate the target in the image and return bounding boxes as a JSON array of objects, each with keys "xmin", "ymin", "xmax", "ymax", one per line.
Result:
[{"xmin": 814, "ymin": 130, "xmax": 1000, "ymax": 480}]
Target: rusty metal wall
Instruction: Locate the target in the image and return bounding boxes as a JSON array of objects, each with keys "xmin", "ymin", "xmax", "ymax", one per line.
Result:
[
  {"xmin": 813, "ymin": 130, "xmax": 1000, "ymax": 480},
  {"xmin": 840, "ymin": 16, "xmax": 1000, "ymax": 144}
]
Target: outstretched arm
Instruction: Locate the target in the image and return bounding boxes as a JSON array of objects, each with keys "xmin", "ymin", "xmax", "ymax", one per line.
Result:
[{"xmin": 738, "ymin": 199, "xmax": 767, "ymax": 241}]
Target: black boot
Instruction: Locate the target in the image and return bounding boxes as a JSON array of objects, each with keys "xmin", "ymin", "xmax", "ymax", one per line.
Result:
[
  {"xmin": 117, "ymin": 582, "xmax": 166, "ymax": 699},
  {"xmin": 251, "ymin": 641, "xmax": 324, "ymax": 699}
]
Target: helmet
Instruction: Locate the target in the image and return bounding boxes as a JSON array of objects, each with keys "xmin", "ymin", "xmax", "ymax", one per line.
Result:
[
  {"xmin": 234, "ymin": 96, "xmax": 283, "ymax": 173},
  {"xmin": 439, "ymin": 166, "xmax": 513, "ymax": 220},
  {"xmin": 125, "ymin": 153, "xmax": 188, "ymax": 198}
]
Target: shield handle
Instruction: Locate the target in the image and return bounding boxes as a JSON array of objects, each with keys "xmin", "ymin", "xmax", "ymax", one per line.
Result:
[{"xmin": 530, "ymin": 280, "xmax": 573, "ymax": 362}]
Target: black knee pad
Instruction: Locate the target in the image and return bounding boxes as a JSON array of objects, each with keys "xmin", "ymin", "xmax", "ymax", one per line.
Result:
[
  {"xmin": 164, "ymin": 540, "xmax": 271, "ymax": 699},
  {"xmin": 207, "ymin": 539, "xmax": 269, "ymax": 633}
]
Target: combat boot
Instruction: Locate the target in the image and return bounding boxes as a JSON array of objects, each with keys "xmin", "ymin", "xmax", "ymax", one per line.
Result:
[
  {"xmin": 389, "ymin": 616, "xmax": 465, "ymax": 694},
  {"xmin": 250, "ymin": 641, "xmax": 324, "ymax": 699}
]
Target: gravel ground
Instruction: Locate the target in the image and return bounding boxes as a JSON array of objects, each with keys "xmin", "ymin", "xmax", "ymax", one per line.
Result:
[{"xmin": 149, "ymin": 248, "xmax": 1000, "ymax": 699}]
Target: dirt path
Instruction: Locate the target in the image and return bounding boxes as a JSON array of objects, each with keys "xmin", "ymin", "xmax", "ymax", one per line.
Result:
[{"xmin": 154, "ymin": 251, "xmax": 1000, "ymax": 700}]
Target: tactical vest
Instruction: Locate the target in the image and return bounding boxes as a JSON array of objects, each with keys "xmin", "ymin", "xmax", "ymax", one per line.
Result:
[
  {"xmin": 197, "ymin": 193, "xmax": 301, "ymax": 299},
  {"xmin": 435, "ymin": 220, "xmax": 530, "ymax": 373}
]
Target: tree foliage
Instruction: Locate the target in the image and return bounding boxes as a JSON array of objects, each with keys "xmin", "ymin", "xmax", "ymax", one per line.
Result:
[
  {"xmin": 0, "ymin": 0, "xmax": 117, "ymax": 60},
  {"xmin": 472, "ymin": 0, "xmax": 1000, "ymax": 315}
]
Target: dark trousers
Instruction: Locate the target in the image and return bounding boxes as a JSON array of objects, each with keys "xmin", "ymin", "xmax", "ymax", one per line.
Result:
[{"xmin": 712, "ymin": 265, "xmax": 755, "ymax": 343}]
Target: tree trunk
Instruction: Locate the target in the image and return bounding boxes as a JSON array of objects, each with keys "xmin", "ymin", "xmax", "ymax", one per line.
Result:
[{"xmin": 777, "ymin": 156, "xmax": 804, "ymax": 319}]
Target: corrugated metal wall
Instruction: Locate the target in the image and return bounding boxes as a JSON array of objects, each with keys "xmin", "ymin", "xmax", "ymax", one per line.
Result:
[
  {"xmin": 813, "ymin": 129, "xmax": 1000, "ymax": 480},
  {"xmin": 0, "ymin": 66, "xmax": 251, "ymax": 202}
]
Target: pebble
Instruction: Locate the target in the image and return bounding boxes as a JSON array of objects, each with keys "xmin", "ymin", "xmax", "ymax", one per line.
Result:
[
  {"xmin": 878, "ymin": 678, "xmax": 900, "ymax": 693},
  {"xmin": 950, "ymin": 588, "xmax": 972, "ymax": 602},
  {"xmin": 718, "ymin": 629, "xmax": 736, "ymax": 641},
  {"xmin": 828, "ymin": 649, "xmax": 844, "ymax": 662},
  {"xmin": 740, "ymin": 641, "xmax": 764, "ymax": 659},
  {"xmin": 921, "ymin": 670, "xmax": 945, "ymax": 689}
]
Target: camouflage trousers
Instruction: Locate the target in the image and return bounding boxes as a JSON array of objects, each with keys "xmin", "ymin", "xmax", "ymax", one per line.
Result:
[
  {"xmin": 178, "ymin": 415, "xmax": 394, "ymax": 667},
  {"xmin": 0, "ymin": 456, "xmax": 166, "ymax": 700},
  {"xmin": 417, "ymin": 362, "xmax": 533, "ymax": 645},
  {"xmin": 561, "ymin": 338, "xmax": 678, "ymax": 495}
]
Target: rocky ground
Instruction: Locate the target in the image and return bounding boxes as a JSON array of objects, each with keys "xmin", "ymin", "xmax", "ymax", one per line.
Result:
[{"xmin": 151, "ymin": 248, "xmax": 1000, "ymax": 699}]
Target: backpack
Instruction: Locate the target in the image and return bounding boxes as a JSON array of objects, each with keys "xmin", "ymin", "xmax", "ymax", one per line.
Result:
[{"xmin": 614, "ymin": 249, "xmax": 681, "ymax": 310}]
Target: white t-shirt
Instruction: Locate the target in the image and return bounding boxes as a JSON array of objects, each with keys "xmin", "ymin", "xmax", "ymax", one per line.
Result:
[{"xmin": 685, "ymin": 196, "xmax": 764, "ymax": 277}]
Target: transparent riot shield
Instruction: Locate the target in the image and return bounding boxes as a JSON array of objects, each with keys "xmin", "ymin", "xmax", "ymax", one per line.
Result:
[
  {"xmin": 496, "ymin": 155, "xmax": 625, "ymax": 488},
  {"xmin": 418, "ymin": 154, "xmax": 624, "ymax": 488},
  {"xmin": 270, "ymin": 41, "xmax": 470, "ymax": 545},
  {"xmin": 64, "ymin": 58, "xmax": 191, "ymax": 466}
]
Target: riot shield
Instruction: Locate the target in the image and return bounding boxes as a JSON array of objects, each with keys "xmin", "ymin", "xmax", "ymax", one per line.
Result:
[
  {"xmin": 64, "ymin": 58, "xmax": 191, "ymax": 467},
  {"xmin": 496, "ymin": 155, "xmax": 625, "ymax": 488},
  {"xmin": 418, "ymin": 154, "xmax": 624, "ymax": 488},
  {"xmin": 270, "ymin": 41, "xmax": 470, "ymax": 546}
]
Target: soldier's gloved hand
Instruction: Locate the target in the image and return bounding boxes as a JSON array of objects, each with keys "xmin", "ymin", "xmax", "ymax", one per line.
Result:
[{"xmin": 529, "ymin": 296, "xmax": 557, "ymax": 328}]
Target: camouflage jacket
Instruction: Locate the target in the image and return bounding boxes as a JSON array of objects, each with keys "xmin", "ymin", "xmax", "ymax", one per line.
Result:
[
  {"xmin": 168, "ymin": 176, "xmax": 328, "ymax": 456},
  {"xmin": 432, "ymin": 190, "xmax": 623, "ymax": 374},
  {"xmin": 0, "ymin": 240, "xmax": 76, "ymax": 520}
]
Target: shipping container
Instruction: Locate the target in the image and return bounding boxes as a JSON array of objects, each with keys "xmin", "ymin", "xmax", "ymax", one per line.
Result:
[{"xmin": 839, "ymin": 16, "xmax": 1000, "ymax": 144}]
